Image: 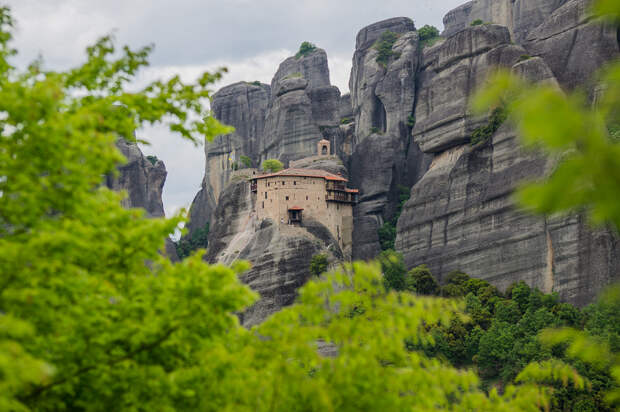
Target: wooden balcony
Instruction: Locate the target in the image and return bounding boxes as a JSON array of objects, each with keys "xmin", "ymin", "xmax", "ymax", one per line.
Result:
[{"xmin": 325, "ymin": 190, "xmax": 357, "ymax": 204}]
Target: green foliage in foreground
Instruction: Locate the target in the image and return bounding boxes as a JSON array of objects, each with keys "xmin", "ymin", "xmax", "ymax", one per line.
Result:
[
  {"xmin": 309, "ymin": 253, "xmax": 329, "ymax": 277},
  {"xmin": 373, "ymin": 30, "xmax": 399, "ymax": 68},
  {"xmin": 261, "ymin": 158, "xmax": 284, "ymax": 173},
  {"xmin": 296, "ymin": 41, "xmax": 316, "ymax": 58},
  {"xmin": 471, "ymin": 19, "xmax": 485, "ymax": 26},
  {"xmin": 176, "ymin": 222, "xmax": 210, "ymax": 259}
]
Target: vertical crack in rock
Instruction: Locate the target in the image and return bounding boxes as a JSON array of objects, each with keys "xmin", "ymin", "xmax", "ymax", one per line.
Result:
[{"xmin": 544, "ymin": 218, "xmax": 555, "ymax": 294}]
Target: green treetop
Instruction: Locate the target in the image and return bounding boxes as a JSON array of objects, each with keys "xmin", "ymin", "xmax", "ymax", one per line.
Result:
[{"xmin": 261, "ymin": 158, "xmax": 284, "ymax": 173}]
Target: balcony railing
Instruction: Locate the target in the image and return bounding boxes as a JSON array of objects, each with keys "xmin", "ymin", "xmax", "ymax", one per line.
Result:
[{"xmin": 326, "ymin": 190, "xmax": 357, "ymax": 204}]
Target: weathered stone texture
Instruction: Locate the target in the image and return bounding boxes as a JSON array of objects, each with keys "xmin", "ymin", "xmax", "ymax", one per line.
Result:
[
  {"xmin": 442, "ymin": 0, "xmax": 566, "ymax": 43},
  {"xmin": 524, "ymin": 0, "xmax": 620, "ymax": 92},
  {"xmin": 208, "ymin": 81, "xmax": 270, "ymax": 201},
  {"xmin": 413, "ymin": 25, "xmax": 529, "ymax": 154},
  {"xmin": 261, "ymin": 48, "xmax": 341, "ymax": 164},
  {"xmin": 396, "ymin": 124, "xmax": 619, "ymax": 305},
  {"xmin": 349, "ymin": 18, "xmax": 431, "ymax": 259},
  {"xmin": 185, "ymin": 177, "xmax": 216, "ymax": 238},
  {"xmin": 108, "ymin": 139, "xmax": 178, "ymax": 260}
]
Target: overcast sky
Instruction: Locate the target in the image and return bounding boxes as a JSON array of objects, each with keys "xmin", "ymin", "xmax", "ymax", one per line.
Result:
[{"xmin": 6, "ymin": 0, "xmax": 464, "ymax": 217}]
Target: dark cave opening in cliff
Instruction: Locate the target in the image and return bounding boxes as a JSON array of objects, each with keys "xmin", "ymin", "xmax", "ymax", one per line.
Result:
[{"xmin": 372, "ymin": 95, "xmax": 387, "ymax": 134}]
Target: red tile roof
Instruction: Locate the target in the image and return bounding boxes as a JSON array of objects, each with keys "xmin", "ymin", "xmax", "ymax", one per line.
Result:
[
  {"xmin": 288, "ymin": 206, "xmax": 304, "ymax": 210},
  {"xmin": 252, "ymin": 168, "xmax": 347, "ymax": 182}
]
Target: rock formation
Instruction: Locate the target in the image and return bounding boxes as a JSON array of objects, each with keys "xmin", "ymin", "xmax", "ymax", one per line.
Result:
[
  {"xmin": 396, "ymin": 17, "xmax": 619, "ymax": 306},
  {"xmin": 349, "ymin": 17, "xmax": 431, "ymax": 259},
  {"xmin": 107, "ymin": 139, "xmax": 178, "ymax": 260},
  {"xmin": 523, "ymin": 0, "xmax": 620, "ymax": 92},
  {"xmin": 261, "ymin": 48, "xmax": 341, "ymax": 164},
  {"xmin": 442, "ymin": 0, "xmax": 566, "ymax": 43},
  {"xmin": 412, "ymin": 24, "xmax": 526, "ymax": 153},
  {"xmin": 184, "ymin": 0, "xmax": 620, "ymax": 322}
]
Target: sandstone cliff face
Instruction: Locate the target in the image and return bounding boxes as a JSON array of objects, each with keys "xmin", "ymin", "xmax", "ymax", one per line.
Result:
[
  {"xmin": 395, "ymin": 23, "xmax": 619, "ymax": 305},
  {"xmin": 524, "ymin": 0, "xmax": 620, "ymax": 92},
  {"xmin": 108, "ymin": 139, "xmax": 178, "ymax": 260},
  {"xmin": 442, "ymin": 0, "xmax": 565, "ymax": 43},
  {"xmin": 261, "ymin": 48, "xmax": 341, "ymax": 164},
  {"xmin": 208, "ymin": 82, "xmax": 270, "ymax": 200},
  {"xmin": 187, "ymin": 49, "xmax": 344, "ymax": 241},
  {"xmin": 396, "ymin": 123, "xmax": 619, "ymax": 305},
  {"xmin": 349, "ymin": 17, "xmax": 431, "ymax": 259},
  {"xmin": 185, "ymin": 82, "xmax": 269, "ymax": 238},
  {"xmin": 413, "ymin": 25, "xmax": 527, "ymax": 153}
]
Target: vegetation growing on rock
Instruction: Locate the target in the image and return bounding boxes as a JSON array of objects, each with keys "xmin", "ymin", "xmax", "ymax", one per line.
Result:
[
  {"xmin": 470, "ymin": 106, "xmax": 507, "ymax": 146},
  {"xmin": 295, "ymin": 41, "xmax": 316, "ymax": 58},
  {"xmin": 240, "ymin": 155, "xmax": 253, "ymax": 168},
  {"xmin": 373, "ymin": 30, "xmax": 399, "ymax": 68},
  {"xmin": 309, "ymin": 253, "xmax": 328, "ymax": 277},
  {"xmin": 146, "ymin": 154, "xmax": 158, "ymax": 165},
  {"xmin": 378, "ymin": 185, "xmax": 411, "ymax": 251},
  {"xmin": 418, "ymin": 24, "xmax": 440, "ymax": 47}
]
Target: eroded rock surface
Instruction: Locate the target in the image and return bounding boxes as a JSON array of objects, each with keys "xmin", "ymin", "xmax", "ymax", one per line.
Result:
[
  {"xmin": 261, "ymin": 48, "xmax": 341, "ymax": 164},
  {"xmin": 349, "ymin": 17, "xmax": 431, "ymax": 259},
  {"xmin": 396, "ymin": 124, "xmax": 619, "ymax": 305},
  {"xmin": 208, "ymin": 82, "xmax": 270, "ymax": 200},
  {"xmin": 524, "ymin": 0, "xmax": 620, "ymax": 92},
  {"xmin": 442, "ymin": 0, "xmax": 566, "ymax": 43},
  {"xmin": 206, "ymin": 177, "xmax": 340, "ymax": 326},
  {"xmin": 413, "ymin": 25, "xmax": 527, "ymax": 154},
  {"xmin": 108, "ymin": 139, "xmax": 178, "ymax": 260}
]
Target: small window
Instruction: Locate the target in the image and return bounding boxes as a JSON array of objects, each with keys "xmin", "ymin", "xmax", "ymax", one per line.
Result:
[
  {"xmin": 264, "ymin": 192, "xmax": 267, "ymax": 199},
  {"xmin": 294, "ymin": 181, "xmax": 296, "ymax": 185},
  {"xmin": 286, "ymin": 196, "xmax": 289, "ymax": 201},
  {"xmin": 262, "ymin": 201, "xmax": 264, "ymax": 208},
  {"xmin": 282, "ymin": 181, "xmax": 285, "ymax": 185},
  {"xmin": 306, "ymin": 196, "xmax": 308, "ymax": 200},
  {"xmin": 267, "ymin": 182, "xmax": 270, "ymax": 187},
  {"xmin": 337, "ymin": 205, "xmax": 339, "ymax": 210}
]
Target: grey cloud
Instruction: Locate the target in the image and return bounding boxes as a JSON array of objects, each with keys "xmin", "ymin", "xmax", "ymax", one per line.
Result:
[
  {"xmin": 8, "ymin": 0, "xmax": 464, "ymax": 68},
  {"xmin": 5, "ymin": 0, "xmax": 466, "ymax": 217}
]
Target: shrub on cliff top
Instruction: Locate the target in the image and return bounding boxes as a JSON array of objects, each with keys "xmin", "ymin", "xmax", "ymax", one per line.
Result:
[
  {"xmin": 296, "ymin": 41, "xmax": 316, "ymax": 58},
  {"xmin": 418, "ymin": 24, "xmax": 440, "ymax": 47}
]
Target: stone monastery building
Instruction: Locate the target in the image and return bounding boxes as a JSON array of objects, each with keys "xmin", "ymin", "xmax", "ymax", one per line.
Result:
[{"xmin": 250, "ymin": 140, "xmax": 358, "ymax": 255}]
